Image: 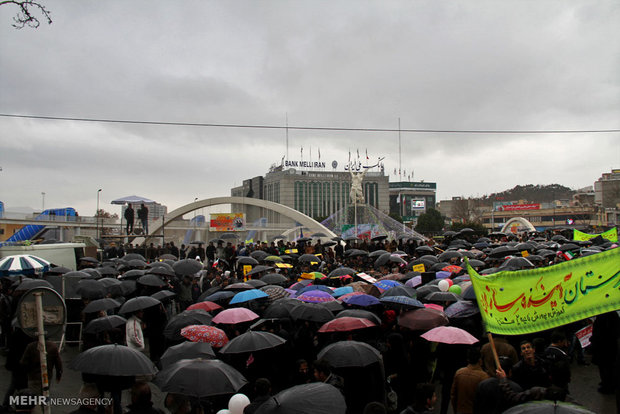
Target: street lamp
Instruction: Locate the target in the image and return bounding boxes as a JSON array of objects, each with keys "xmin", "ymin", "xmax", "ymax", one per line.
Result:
[
  {"xmin": 96, "ymin": 189, "xmax": 102, "ymax": 239},
  {"xmin": 193, "ymin": 198, "xmax": 198, "ymax": 241},
  {"xmin": 41, "ymin": 192, "xmax": 45, "ymax": 211}
]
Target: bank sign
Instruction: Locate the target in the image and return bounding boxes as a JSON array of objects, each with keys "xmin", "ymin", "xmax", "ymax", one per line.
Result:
[{"xmin": 284, "ymin": 160, "xmax": 327, "ymax": 169}]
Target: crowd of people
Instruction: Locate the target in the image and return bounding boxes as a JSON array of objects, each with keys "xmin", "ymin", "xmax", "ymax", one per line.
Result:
[{"xmin": 0, "ymin": 228, "xmax": 618, "ymax": 414}]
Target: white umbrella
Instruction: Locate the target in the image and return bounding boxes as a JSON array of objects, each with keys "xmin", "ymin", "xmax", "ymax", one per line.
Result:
[
  {"xmin": 0, "ymin": 254, "xmax": 50, "ymax": 276},
  {"xmin": 110, "ymin": 195, "xmax": 156, "ymax": 205}
]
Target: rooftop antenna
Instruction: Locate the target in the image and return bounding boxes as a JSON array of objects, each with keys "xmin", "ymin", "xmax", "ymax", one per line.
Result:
[{"xmin": 398, "ymin": 117, "xmax": 402, "ymax": 181}]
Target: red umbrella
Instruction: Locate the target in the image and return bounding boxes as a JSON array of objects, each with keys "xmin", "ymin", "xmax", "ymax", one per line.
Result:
[
  {"xmin": 318, "ymin": 317, "xmax": 377, "ymax": 333},
  {"xmin": 442, "ymin": 265, "xmax": 463, "ymax": 274},
  {"xmin": 187, "ymin": 301, "xmax": 222, "ymax": 312},
  {"xmin": 181, "ymin": 325, "xmax": 229, "ymax": 347},
  {"xmin": 397, "ymin": 308, "xmax": 449, "ymax": 331},
  {"xmin": 212, "ymin": 308, "xmax": 259, "ymax": 325},
  {"xmin": 421, "ymin": 326, "xmax": 479, "ymax": 345}
]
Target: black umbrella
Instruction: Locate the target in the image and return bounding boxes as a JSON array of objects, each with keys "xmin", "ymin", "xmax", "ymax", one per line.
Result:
[
  {"xmin": 425, "ymin": 291, "xmax": 460, "ymax": 303},
  {"xmin": 297, "ymin": 237, "xmax": 312, "ymax": 243},
  {"xmin": 158, "ymin": 254, "xmax": 178, "ymax": 261},
  {"xmin": 467, "ymin": 259, "xmax": 486, "ymax": 268},
  {"xmin": 498, "ymin": 257, "xmax": 535, "ymax": 271},
  {"xmin": 380, "ymin": 285, "xmax": 417, "ymax": 298},
  {"xmin": 84, "ymin": 315, "xmax": 127, "ymax": 334},
  {"xmin": 416, "ymin": 284, "xmax": 441, "ymax": 300},
  {"xmin": 345, "ymin": 249, "xmax": 368, "ymax": 258},
  {"xmin": 255, "ymin": 383, "xmax": 346, "ymax": 414},
  {"xmin": 328, "ymin": 267, "xmax": 358, "ymax": 278},
  {"xmin": 146, "ymin": 266, "xmax": 176, "ymax": 278},
  {"xmin": 375, "ymin": 253, "xmax": 406, "ymax": 268},
  {"xmin": 502, "ymin": 400, "xmax": 595, "ymax": 414},
  {"xmin": 164, "ymin": 310, "xmax": 213, "ymax": 341},
  {"xmin": 137, "ymin": 274, "xmax": 167, "ymax": 287},
  {"xmin": 322, "ymin": 241, "xmax": 337, "ymax": 247},
  {"xmin": 160, "ymin": 342, "xmax": 215, "ymax": 368},
  {"xmin": 97, "ymin": 266, "xmax": 119, "ymax": 277},
  {"xmin": 263, "ymin": 300, "xmax": 297, "ymax": 319},
  {"xmin": 298, "ymin": 254, "xmax": 320, "ymax": 263},
  {"xmin": 317, "ymin": 340, "xmax": 382, "ymax": 368},
  {"xmin": 126, "ymin": 259, "xmax": 148, "ymax": 269},
  {"xmin": 250, "ymin": 250, "xmax": 270, "ymax": 260},
  {"xmin": 237, "ymin": 256, "xmax": 259, "ymax": 266},
  {"xmin": 119, "ymin": 296, "xmax": 161, "ymax": 315},
  {"xmin": 368, "ymin": 249, "xmax": 388, "ymax": 258},
  {"xmin": 123, "ymin": 253, "xmax": 147, "ymax": 261},
  {"xmin": 559, "ymin": 243, "xmax": 580, "ymax": 252},
  {"xmin": 119, "ymin": 269, "xmax": 146, "ymax": 280},
  {"xmin": 489, "ymin": 246, "xmax": 518, "ymax": 258},
  {"xmin": 173, "ymin": 259, "xmax": 203, "ymax": 275},
  {"xmin": 219, "ymin": 331, "xmax": 286, "ymax": 354},
  {"xmin": 371, "ymin": 234, "xmax": 388, "ymax": 241},
  {"xmin": 246, "ymin": 279, "xmax": 267, "ymax": 288},
  {"xmin": 260, "ymin": 273, "xmax": 288, "ymax": 285},
  {"xmin": 65, "ymin": 270, "xmax": 97, "ymax": 279},
  {"xmin": 430, "ymin": 262, "xmax": 452, "ymax": 272},
  {"xmin": 319, "ymin": 300, "xmax": 344, "ymax": 313},
  {"xmin": 343, "ymin": 235, "xmax": 360, "ymax": 242},
  {"xmin": 151, "ymin": 290, "xmax": 177, "ymax": 301},
  {"xmin": 47, "ymin": 266, "xmax": 71, "ymax": 275},
  {"xmin": 290, "ymin": 302, "xmax": 334, "ymax": 323},
  {"xmin": 439, "ymin": 250, "xmax": 463, "ymax": 262},
  {"xmin": 154, "ymin": 358, "xmax": 247, "ymax": 398},
  {"xmin": 83, "ymin": 298, "xmax": 121, "ymax": 314},
  {"xmin": 15, "ymin": 278, "xmax": 53, "ymax": 292},
  {"xmin": 415, "ymin": 245, "xmax": 435, "ymax": 255},
  {"xmin": 76, "ymin": 279, "xmax": 107, "ymax": 300},
  {"xmin": 247, "ymin": 265, "xmax": 274, "ymax": 276},
  {"xmin": 336, "ymin": 309, "xmax": 382, "ymax": 325},
  {"xmin": 70, "ymin": 344, "xmax": 157, "ymax": 376}
]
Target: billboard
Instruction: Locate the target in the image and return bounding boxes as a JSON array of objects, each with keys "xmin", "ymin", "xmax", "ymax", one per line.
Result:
[
  {"xmin": 499, "ymin": 203, "xmax": 540, "ymax": 211},
  {"xmin": 411, "ymin": 199, "xmax": 426, "ymax": 210},
  {"xmin": 209, "ymin": 213, "xmax": 245, "ymax": 231}
]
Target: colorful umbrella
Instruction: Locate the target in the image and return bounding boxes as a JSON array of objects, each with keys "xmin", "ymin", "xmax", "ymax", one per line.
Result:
[
  {"xmin": 318, "ymin": 317, "xmax": 376, "ymax": 333},
  {"xmin": 341, "ymin": 294, "xmax": 381, "ymax": 307},
  {"xmin": 212, "ymin": 308, "xmax": 259, "ymax": 325},
  {"xmin": 229, "ymin": 289, "xmax": 269, "ymax": 304},
  {"xmin": 181, "ymin": 325, "xmax": 229, "ymax": 347},
  {"xmin": 332, "ymin": 286, "xmax": 354, "ymax": 298},
  {"xmin": 424, "ymin": 303, "xmax": 444, "ymax": 312},
  {"xmin": 164, "ymin": 310, "xmax": 213, "ymax": 341},
  {"xmin": 296, "ymin": 285, "xmax": 333, "ymax": 296},
  {"xmin": 299, "ymin": 271, "xmax": 326, "ymax": 280},
  {"xmin": 421, "ymin": 326, "xmax": 479, "ymax": 345},
  {"xmin": 373, "ymin": 280, "xmax": 402, "ymax": 291},
  {"xmin": 297, "ymin": 290, "xmax": 336, "ymax": 303},
  {"xmin": 0, "ymin": 254, "xmax": 50, "ymax": 276},
  {"xmin": 187, "ymin": 301, "xmax": 222, "ymax": 312},
  {"xmin": 379, "ymin": 295, "xmax": 424, "ymax": 310}
]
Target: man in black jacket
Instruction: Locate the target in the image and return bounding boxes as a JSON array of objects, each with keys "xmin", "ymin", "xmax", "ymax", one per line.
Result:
[
  {"xmin": 124, "ymin": 204, "xmax": 135, "ymax": 234},
  {"xmin": 138, "ymin": 204, "xmax": 149, "ymax": 235}
]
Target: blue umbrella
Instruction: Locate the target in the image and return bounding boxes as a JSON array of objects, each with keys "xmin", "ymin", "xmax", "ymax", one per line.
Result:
[
  {"xmin": 342, "ymin": 294, "xmax": 381, "ymax": 307},
  {"xmin": 229, "ymin": 289, "xmax": 269, "ymax": 304},
  {"xmin": 373, "ymin": 280, "xmax": 402, "ymax": 291},
  {"xmin": 296, "ymin": 285, "xmax": 333, "ymax": 296},
  {"xmin": 379, "ymin": 295, "xmax": 424, "ymax": 309},
  {"xmin": 332, "ymin": 286, "xmax": 354, "ymax": 298}
]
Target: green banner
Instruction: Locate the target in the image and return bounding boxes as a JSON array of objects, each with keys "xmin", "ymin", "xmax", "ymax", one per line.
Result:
[
  {"xmin": 573, "ymin": 227, "xmax": 618, "ymax": 243},
  {"xmin": 466, "ymin": 248, "xmax": 620, "ymax": 335}
]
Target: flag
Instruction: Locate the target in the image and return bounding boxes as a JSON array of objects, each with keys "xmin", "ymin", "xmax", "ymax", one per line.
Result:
[
  {"xmin": 394, "ymin": 168, "xmax": 397, "ymax": 175},
  {"xmin": 396, "ymin": 194, "xmax": 401, "ymax": 203},
  {"xmin": 301, "ymin": 146, "xmax": 303, "ymax": 157},
  {"xmin": 357, "ymin": 149, "xmax": 360, "ymax": 159},
  {"xmin": 246, "ymin": 353, "xmax": 255, "ymax": 367},
  {"xmin": 560, "ymin": 251, "xmax": 575, "ymax": 261},
  {"xmin": 318, "ymin": 148, "xmax": 321, "ymax": 160},
  {"xmin": 212, "ymin": 258, "xmax": 219, "ymax": 268},
  {"xmin": 366, "ymin": 149, "xmax": 369, "ymax": 160},
  {"xmin": 466, "ymin": 249, "xmax": 620, "ymax": 335}
]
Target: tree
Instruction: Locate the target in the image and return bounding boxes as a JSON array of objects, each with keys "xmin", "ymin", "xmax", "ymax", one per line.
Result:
[
  {"xmin": 1, "ymin": 0, "xmax": 51, "ymax": 29},
  {"xmin": 415, "ymin": 208, "xmax": 444, "ymax": 234}
]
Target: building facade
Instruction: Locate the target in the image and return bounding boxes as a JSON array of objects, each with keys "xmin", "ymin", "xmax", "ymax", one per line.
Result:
[
  {"xmin": 231, "ymin": 164, "xmax": 390, "ymax": 227},
  {"xmin": 389, "ymin": 182, "xmax": 437, "ymax": 224}
]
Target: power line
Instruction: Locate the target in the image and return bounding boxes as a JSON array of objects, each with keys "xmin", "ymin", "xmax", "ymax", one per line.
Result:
[{"xmin": 1, "ymin": 113, "xmax": 619, "ymax": 134}]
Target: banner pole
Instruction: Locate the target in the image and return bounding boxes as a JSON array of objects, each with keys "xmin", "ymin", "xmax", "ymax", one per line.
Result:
[
  {"xmin": 35, "ymin": 292, "xmax": 52, "ymax": 414},
  {"xmin": 487, "ymin": 332, "xmax": 501, "ymax": 372}
]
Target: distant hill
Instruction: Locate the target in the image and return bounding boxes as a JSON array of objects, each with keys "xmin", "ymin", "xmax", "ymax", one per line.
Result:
[{"xmin": 479, "ymin": 184, "xmax": 574, "ymax": 205}]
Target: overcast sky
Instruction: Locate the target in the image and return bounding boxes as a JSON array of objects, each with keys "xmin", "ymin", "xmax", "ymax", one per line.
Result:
[{"xmin": 1, "ymin": 0, "xmax": 618, "ymax": 217}]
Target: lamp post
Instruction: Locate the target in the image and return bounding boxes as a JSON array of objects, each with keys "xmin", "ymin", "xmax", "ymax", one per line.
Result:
[
  {"xmin": 194, "ymin": 198, "xmax": 198, "ymax": 242},
  {"xmin": 41, "ymin": 192, "xmax": 45, "ymax": 212},
  {"xmin": 96, "ymin": 189, "xmax": 102, "ymax": 239}
]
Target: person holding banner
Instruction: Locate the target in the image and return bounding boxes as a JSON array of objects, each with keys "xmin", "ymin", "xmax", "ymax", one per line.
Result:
[{"xmin": 511, "ymin": 340, "xmax": 549, "ymax": 390}]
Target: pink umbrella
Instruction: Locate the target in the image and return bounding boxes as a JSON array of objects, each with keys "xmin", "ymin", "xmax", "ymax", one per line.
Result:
[
  {"xmin": 421, "ymin": 326, "xmax": 479, "ymax": 345},
  {"xmin": 424, "ymin": 303, "xmax": 444, "ymax": 312},
  {"xmin": 181, "ymin": 325, "xmax": 229, "ymax": 347},
  {"xmin": 187, "ymin": 301, "xmax": 222, "ymax": 312},
  {"xmin": 318, "ymin": 317, "xmax": 377, "ymax": 333},
  {"xmin": 212, "ymin": 308, "xmax": 259, "ymax": 325},
  {"xmin": 297, "ymin": 290, "xmax": 336, "ymax": 303},
  {"xmin": 405, "ymin": 276, "xmax": 422, "ymax": 288}
]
